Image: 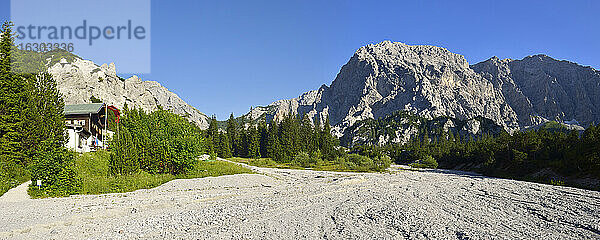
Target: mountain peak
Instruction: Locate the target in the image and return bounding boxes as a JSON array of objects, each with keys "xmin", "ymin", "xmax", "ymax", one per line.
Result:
[{"xmin": 48, "ymin": 57, "xmax": 210, "ymax": 129}]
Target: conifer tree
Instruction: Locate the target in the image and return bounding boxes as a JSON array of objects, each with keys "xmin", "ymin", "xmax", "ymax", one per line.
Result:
[
  {"xmin": 300, "ymin": 114, "xmax": 313, "ymax": 152},
  {"xmin": 265, "ymin": 121, "xmax": 279, "ymax": 159},
  {"xmin": 320, "ymin": 117, "xmax": 335, "ymax": 160},
  {"xmin": 225, "ymin": 113, "xmax": 237, "ymax": 156},
  {"xmin": 22, "ymin": 65, "xmax": 66, "ymax": 164},
  {"xmin": 248, "ymin": 126, "xmax": 261, "ymax": 159},
  {"xmin": 235, "ymin": 116, "xmax": 247, "ymax": 157},
  {"xmin": 258, "ymin": 117, "xmax": 268, "ymax": 157},
  {"xmin": 207, "ymin": 115, "xmax": 218, "ymax": 140},
  {"xmin": 0, "ymin": 21, "xmax": 27, "ymax": 166},
  {"xmin": 278, "ymin": 114, "xmax": 296, "ymax": 162},
  {"xmin": 217, "ymin": 132, "xmax": 232, "ymax": 158}
]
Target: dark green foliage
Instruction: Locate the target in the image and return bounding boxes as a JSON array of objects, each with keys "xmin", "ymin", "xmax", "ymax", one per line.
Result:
[
  {"xmin": 248, "ymin": 126, "xmax": 260, "ymax": 159},
  {"xmin": 340, "ymin": 110, "xmax": 504, "ymax": 148},
  {"xmin": 409, "ymin": 155, "xmax": 438, "ymax": 169},
  {"xmin": 361, "ymin": 122, "xmax": 600, "ymax": 189},
  {"xmin": 109, "ymin": 107, "xmax": 205, "ymax": 175},
  {"xmin": 215, "ymin": 132, "xmax": 232, "ymax": 158},
  {"xmin": 292, "ymin": 151, "xmax": 322, "ymax": 168},
  {"xmin": 209, "ymin": 113, "xmax": 343, "ymax": 163},
  {"xmin": 0, "ymin": 21, "xmax": 27, "ymax": 167},
  {"xmin": 22, "ymin": 71, "xmax": 66, "ymax": 163},
  {"xmin": 226, "ymin": 113, "xmax": 237, "ymax": 156},
  {"xmin": 28, "ymin": 141, "xmax": 80, "ymax": 197},
  {"xmin": 0, "ymin": 154, "xmax": 28, "ymax": 196},
  {"xmin": 343, "ymin": 154, "xmax": 375, "ymax": 172},
  {"xmin": 319, "ymin": 117, "xmax": 336, "ymax": 160},
  {"xmin": 207, "ymin": 112, "xmax": 394, "ymax": 172},
  {"xmin": 0, "ymin": 22, "xmax": 74, "ymax": 197}
]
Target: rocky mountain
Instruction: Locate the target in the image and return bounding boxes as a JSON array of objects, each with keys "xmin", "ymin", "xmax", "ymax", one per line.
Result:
[
  {"xmin": 47, "ymin": 55, "xmax": 210, "ymax": 129},
  {"xmin": 246, "ymin": 41, "xmax": 600, "ymax": 143},
  {"xmin": 473, "ymin": 55, "xmax": 600, "ymax": 128},
  {"xmin": 247, "ymin": 41, "xmax": 519, "ymax": 136}
]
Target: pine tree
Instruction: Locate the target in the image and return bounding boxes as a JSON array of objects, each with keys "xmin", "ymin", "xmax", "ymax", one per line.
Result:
[
  {"xmin": 312, "ymin": 119, "xmax": 322, "ymax": 154},
  {"xmin": 258, "ymin": 117, "xmax": 268, "ymax": 158},
  {"xmin": 22, "ymin": 66, "xmax": 66, "ymax": 163},
  {"xmin": 0, "ymin": 21, "xmax": 28, "ymax": 166},
  {"xmin": 217, "ymin": 132, "xmax": 232, "ymax": 158},
  {"xmin": 238, "ymin": 128, "xmax": 249, "ymax": 158},
  {"xmin": 207, "ymin": 115, "xmax": 218, "ymax": 140},
  {"xmin": 235, "ymin": 115, "xmax": 247, "ymax": 157},
  {"xmin": 225, "ymin": 113, "xmax": 237, "ymax": 155},
  {"xmin": 278, "ymin": 114, "xmax": 296, "ymax": 162},
  {"xmin": 266, "ymin": 121, "xmax": 279, "ymax": 159},
  {"xmin": 300, "ymin": 114, "xmax": 313, "ymax": 152},
  {"xmin": 248, "ymin": 126, "xmax": 261, "ymax": 159},
  {"xmin": 320, "ymin": 117, "xmax": 335, "ymax": 160}
]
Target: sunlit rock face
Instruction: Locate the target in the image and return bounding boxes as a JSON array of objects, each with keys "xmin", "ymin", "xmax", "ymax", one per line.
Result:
[
  {"xmin": 48, "ymin": 57, "xmax": 209, "ymax": 129},
  {"xmin": 247, "ymin": 41, "xmax": 520, "ymax": 137},
  {"xmin": 473, "ymin": 54, "xmax": 600, "ymax": 128}
]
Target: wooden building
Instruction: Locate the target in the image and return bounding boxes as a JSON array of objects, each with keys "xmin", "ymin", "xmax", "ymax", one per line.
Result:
[{"xmin": 63, "ymin": 103, "xmax": 116, "ymax": 152}]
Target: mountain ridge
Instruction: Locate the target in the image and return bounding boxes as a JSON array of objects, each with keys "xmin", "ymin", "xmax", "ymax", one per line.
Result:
[
  {"xmin": 245, "ymin": 41, "xmax": 600, "ymax": 143},
  {"xmin": 45, "ymin": 53, "xmax": 210, "ymax": 129}
]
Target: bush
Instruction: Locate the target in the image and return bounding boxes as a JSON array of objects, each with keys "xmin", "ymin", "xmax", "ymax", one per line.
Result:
[
  {"xmin": 110, "ymin": 107, "xmax": 205, "ymax": 175},
  {"xmin": 28, "ymin": 142, "xmax": 80, "ymax": 197},
  {"xmin": 346, "ymin": 154, "xmax": 374, "ymax": 172},
  {"xmin": 409, "ymin": 155, "xmax": 438, "ymax": 169},
  {"xmin": 372, "ymin": 155, "xmax": 392, "ymax": 171},
  {"xmin": 292, "ymin": 151, "xmax": 322, "ymax": 168}
]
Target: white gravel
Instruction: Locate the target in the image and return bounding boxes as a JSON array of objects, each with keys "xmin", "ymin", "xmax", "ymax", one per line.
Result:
[{"xmin": 0, "ymin": 161, "xmax": 599, "ymax": 239}]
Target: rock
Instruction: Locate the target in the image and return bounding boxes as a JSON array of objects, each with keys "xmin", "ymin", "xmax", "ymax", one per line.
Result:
[
  {"xmin": 248, "ymin": 41, "xmax": 600, "ymax": 141},
  {"xmin": 473, "ymin": 54, "xmax": 600, "ymax": 128},
  {"xmin": 246, "ymin": 41, "xmax": 520, "ymax": 136},
  {"xmin": 47, "ymin": 57, "xmax": 209, "ymax": 129}
]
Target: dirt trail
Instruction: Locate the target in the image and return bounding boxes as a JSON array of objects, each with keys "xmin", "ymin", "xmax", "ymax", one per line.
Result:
[
  {"xmin": 0, "ymin": 162, "xmax": 599, "ymax": 239},
  {"xmin": 0, "ymin": 181, "xmax": 30, "ymax": 203}
]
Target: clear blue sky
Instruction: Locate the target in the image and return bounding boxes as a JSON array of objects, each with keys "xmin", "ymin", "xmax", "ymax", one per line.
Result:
[{"xmin": 1, "ymin": 0, "xmax": 599, "ymax": 120}]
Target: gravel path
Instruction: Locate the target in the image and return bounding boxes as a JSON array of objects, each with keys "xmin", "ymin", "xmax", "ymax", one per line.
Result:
[
  {"xmin": 0, "ymin": 161, "xmax": 599, "ymax": 239},
  {"xmin": 0, "ymin": 181, "xmax": 30, "ymax": 203}
]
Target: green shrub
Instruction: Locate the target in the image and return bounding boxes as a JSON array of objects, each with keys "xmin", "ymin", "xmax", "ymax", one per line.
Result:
[
  {"xmin": 28, "ymin": 142, "xmax": 80, "ymax": 198},
  {"xmin": 110, "ymin": 107, "xmax": 205, "ymax": 175},
  {"xmin": 292, "ymin": 152, "xmax": 311, "ymax": 167},
  {"xmin": 346, "ymin": 154, "xmax": 374, "ymax": 172},
  {"xmin": 292, "ymin": 151, "xmax": 322, "ymax": 168},
  {"xmin": 409, "ymin": 155, "xmax": 438, "ymax": 169},
  {"xmin": 372, "ymin": 155, "xmax": 392, "ymax": 171}
]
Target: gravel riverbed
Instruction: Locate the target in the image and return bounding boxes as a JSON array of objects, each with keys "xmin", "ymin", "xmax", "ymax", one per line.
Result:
[{"xmin": 1, "ymin": 161, "xmax": 599, "ymax": 239}]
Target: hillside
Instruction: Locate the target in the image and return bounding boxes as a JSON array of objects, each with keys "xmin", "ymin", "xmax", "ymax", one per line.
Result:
[
  {"xmin": 340, "ymin": 110, "xmax": 504, "ymax": 147},
  {"xmin": 15, "ymin": 49, "xmax": 210, "ymax": 129}
]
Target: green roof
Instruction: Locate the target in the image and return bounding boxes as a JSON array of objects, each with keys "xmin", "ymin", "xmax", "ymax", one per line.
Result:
[{"xmin": 64, "ymin": 103, "xmax": 104, "ymax": 115}]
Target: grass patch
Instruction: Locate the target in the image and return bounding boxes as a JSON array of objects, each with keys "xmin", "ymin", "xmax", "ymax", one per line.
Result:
[
  {"xmin": 228, "ymin": 156, "xmax": 387, "ymax": 173},
  {"xmin": 0, "ymin": 173, "xmax": 29, "ymax": 197},
  {"xmin": 70, "ymin": 151, "xmax": 252, "ymax": 195},
  {"xmin": 228, "ymin": 157, "xmax": 300, "ymax": 169},
  {"xmin": 0, "ymin": 161, "xmax": 30, "ymax": 197}
]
